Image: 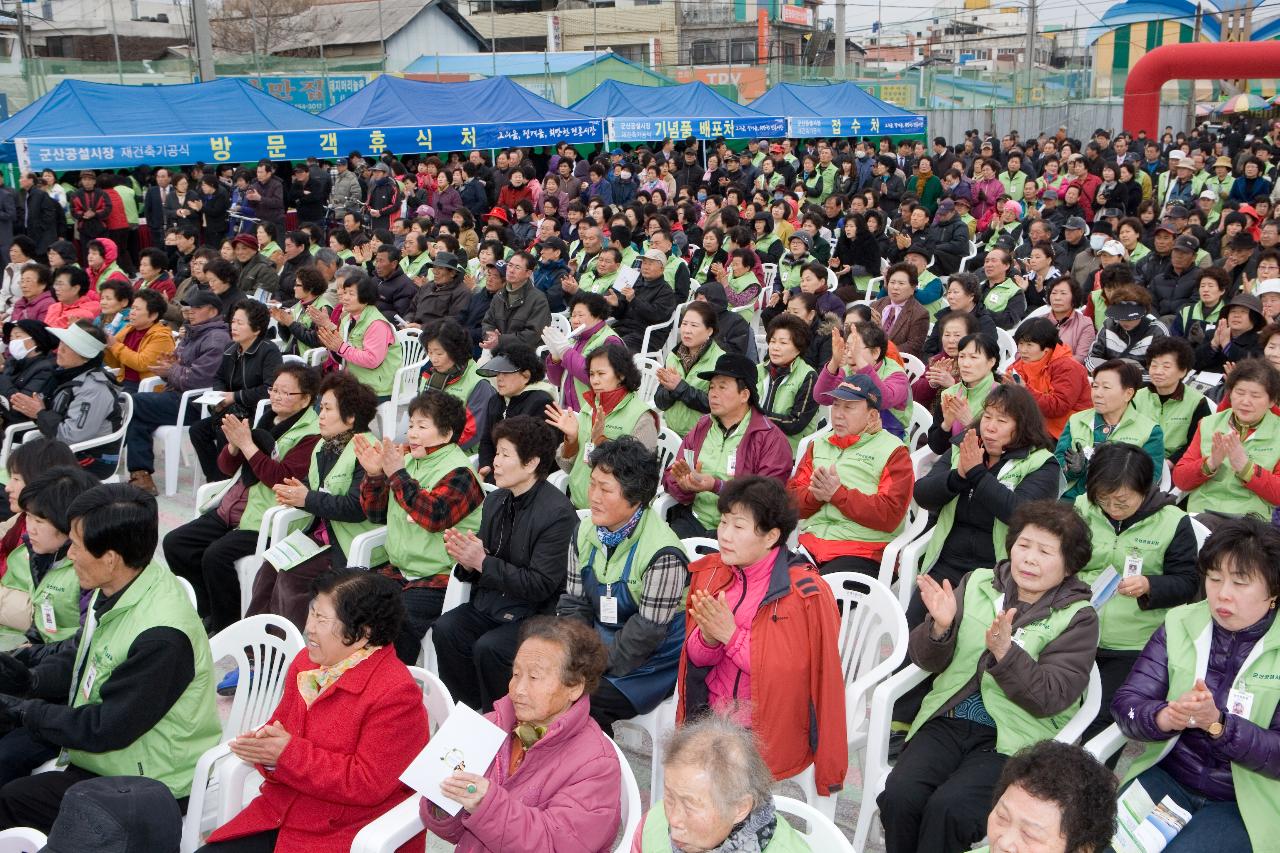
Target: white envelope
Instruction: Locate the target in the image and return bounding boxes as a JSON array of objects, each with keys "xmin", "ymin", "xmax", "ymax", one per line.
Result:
[{"xmin": 399, "ymin": 702, "xmax": 507, "ymax": 816}]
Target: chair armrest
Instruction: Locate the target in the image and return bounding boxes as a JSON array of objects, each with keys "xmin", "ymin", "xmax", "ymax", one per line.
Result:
[
  {"xmin": 194, "ymin": 478, "xmax": 235, "ymax": 518},
  {"xmin": 1084, "ymin": 722, "xmax": 1127, "ymax": 763},
  {"xmin": 180, "ymin": 741, "xmax": 234, "ymax": 853},
  {"xmin": 177, "ymin": 387, "xmax": 216, "ymax": 430},
  {"xmin": 348, "ymin": 527, "xmax": 388, "ymax": 569},
  {"xmin": 139, "ymin": 375, "xmax": 163, "ymax": 393},
  {"xmin": 350, "ymin": 795, "xmax": 426, "ymax": 853}
]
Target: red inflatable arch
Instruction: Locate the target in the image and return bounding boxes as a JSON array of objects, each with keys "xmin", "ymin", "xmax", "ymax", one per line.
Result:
[{"xmin": 1122, "ymin": 42, "xmax": 1280, "ymax": 137}]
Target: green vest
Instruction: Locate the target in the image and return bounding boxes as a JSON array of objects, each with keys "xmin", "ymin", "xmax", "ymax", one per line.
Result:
[
  {"xmin": 289, "ymin": 294, "xmax": 335, "ymax": 357},
  {"xmin": 579, "ymin": 267, "xmax": 617, "ymax": 294},
  {"xmin": 1186, "ymin": 409, "xmax": 1280, "ymax": 519},
  {"xmin": 985, "ymin": 221, "xmax": 1021, "ymax": 252},
  {"xmin": 385, "ymin": 445, "xmax": 481, "ymax": 580},
  {"xmin": 1122, "ymin": 602, "xmax": 1280, "ymax": 851},
  {"xmin": 1074, "ymin": 496, "xmax": 1186, "ymax": 650},
  {"xmin": 918, "ymin": 271, "xmax": 946, "ymax": 319},
  {"xmin": 757, "ymin": 360, "xmax": 817, "ymax": 451},
  {"xmin": 726, "ymin": 271, "xmax": 760, "ymax": 324},
  {"xmin": 1, "ymin": 547, "xmax": 80, "ymax": 644},
  {"xmin": 662, "ymin": 342, "xmax": 724, "ymax": 437},
  {"xmin": 879, "ymin": 358, "xmax": 911, "ymax": 430},
  {"xmin": 909, "ymin": 568, "xmax": 1090, "ymax": 755},
  {"xmin": 756, "ymin": 233, "xmax": 780, "ymax": 258},
  {"xmin": 780, "ymin": 254, "xmax": 812, "ymax": 291},
  {"xmin": 983, "ymin": 278, "xmax": 1020, "ymax": 313},
  {"xmin": 691, "ymin": 415, "xmax": 752, "ymax": 528},
  {"xmin": 1090, "ymin": 288, "xmax": 1107, "ymax": 330},
  {"xmin": 340, "ymin": 308, "xmax": 402, "ymax": 398},
  {"xmin": 662, "ymin": 255, "xmax": 686, "ymax": 292},
  {"xmin": 567, "ymin": 392, "xmax": 651, "ymax": 510},
  {"xmin": 1177, "ymin": 300, "xmax": 1223, "ymax": 335},
  {"xmin": 400, "ymin": 252, "xmax": 430, "ymax": 279},
  {"xmin": 238, "ymin": 408, "xmax": 320, "ymax": 533},
  {"xmin": 641, "ymin": 800, "xmax": 812, "ymax": 853},
  {"xmin": 1062, "ymin": 407, "xmax": 1161, "ymax": 498},
  {"xmin": 1131, "ymin": 386, "xmax": 1206, "ymax": 457},
  {"xmin": 66, "ymin": 562, "xmax": 221, "ymax": 796},
  {"xmin": 999, "ymin": 172, "xmax": 1025, "ymax": 201},
  {"xmin": 568, "ymin": 325, "xmax": 621, "ymax": 404},
  {"xmin": 803, "ymin": 429, "xmax": 905, "ymax": 545},
  {"xmin": 305, "ymin": 434, "xmax": 384, "ymax": 563},
  {"xmin": 574, "ymin": 508, "xmax": 685, "ymax": 607},
  {"xmin": 922, "ymin": 448, "xmax": 1054, "ymax": 571},
  {"xmin": 941, "ymin": 372, "xmax": 995, "ymax": 427},
  {"xmin": 1128, "ymin": 242, "xmax": 1150, "ymax": 263}
]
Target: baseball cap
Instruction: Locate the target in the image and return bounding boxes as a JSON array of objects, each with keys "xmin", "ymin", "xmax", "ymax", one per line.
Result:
[
  {"xmin": 476, "ymin": 355, "xmax": 523, "ymax": 377},
  {"xmin": 1253, "ymin": 278, "xmax": 1280, "ymax": 298},
  {"xmin": 371, "ymin": 161, "xmax": 389, "ymax": 172},
  {"xmin": 1168, "ymin": 150, "xmax": 1184, "ymax": 163},
  {"xmin": 1172, "ymin": 234, "xmax": 1200, "ymax": 253},
  {"xmin": 1063, "ymin": 216, "xmax": 1088, "ymax": 232},
  {"xmin": 1153, "ymin": 220, "xmax": 1179, "ymax": 235},
  {"xmin": 1105, "ymin": 302, "xmax": 1143, "ymax": 322},
  {"xmin": 1166, "ymin": 205, "xmax": 1189, "ymax": 219},
  {"xmin": 1041, "ymin": 188, "xmax": 1059, "ymax": 201},
  {"xmin": 641, "ymin": 248, "xmax": 667, "ymax": 264},
  {"xmin": 936, "ymin": 198, "xmax": 956, "ymax": 215},
  {"xmin": 49, "ymin": 323, "xmax": 107, "ymax": 359},
  {"xmin": 180, "ymin": 291, "xmax": 222, "ymax": 310},
  {"xmin": 537, "ymin": 237, "xmax": 567, "ymax": 254},
  {"xmin": 829, "ymin": 374, "xmax": 882, "ymax": 409},
  {"xmin": 1099, "ymin": 240, "xmax": 1126, "ymax": 257}
]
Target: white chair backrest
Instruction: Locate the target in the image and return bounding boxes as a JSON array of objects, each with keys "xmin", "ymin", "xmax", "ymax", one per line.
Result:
[
  {"xmin": 303, "ymin": 346, "xmax": 327, "ymax": 367},
  {"xmin": 1053, "ymin": 664, "xmax": 1103, "ymax": 746},
  {"xmin": 761, "ymin": 263, "xmax": 778, "ymax": 291},
  {"xmin": 996, "ymin": 326, "xmax": 1017, "ymax": 369},
  {"xmin": 1190, "ymin": 516, "xmax": 1212, "ymax": 549},
  {"xmin": 406, "ymin": 665, "xmax": 454, "ymax": 738},
  {"xmin": 654, "ymin": 424, "xmax": 683, "ymax": 475},
  {"xmin": 253, "ymin": 397, "xmax": 269, "ymax": 425},
  {"xmin": 396, "ymin": 328, "xmax": 425, "ymax": 368},
  {"xmin": 609, "ymin": 738, "xmax": 642, "ymax": 853},
  {"xmin": 1026, "ymin": 304, "xmax": 1052, "ymax": 319},
  {"xmin": 773, "ymin": 795, "xmax": 854, "ymax": 852},
  {"xmin": 901, "ymin": 353, "xmax": 926, "ymax": 383},
  {"xmin": 0, "ymin": 828, "xmax": 47, "ymax": 853},
  {"xmin": 820, "ymin": 573, "xmax": 909, "ymax": 745},
  {"xmin": 906, "ymin": 401, "xmax": 932, "ymax": 451},
  {"xmin": 634, "ymin": 354, "xmax": 663, "ymax": 407},
  {"xmin": 208, "ymin": 614, "xmax": 306, "ymax": 739},
  {"xmin": 792, "ymin": 426, "xmax": 833, "ymax": 477},
  {"xmin": 910, "ymin": 445, "xmax": 940, "ymax": 478},
  {"xmin": 176, "ymin": 575, "xmax": 199, "ymax": 610},
  {"xmin": 682, "ymin": 537, "xmax": 719, "ymax": 561}
]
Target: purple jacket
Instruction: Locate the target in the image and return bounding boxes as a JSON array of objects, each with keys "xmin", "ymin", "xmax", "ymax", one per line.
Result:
[
  {"xmin": 1111, "ymin": 610, "xmax": 1280, "ymax": 801},
  {"xmin": 813, "ymin": 361, "xmax": 908, "ymax": 438},
  {"xmin": 542, "ymin": 321, "xmax": 620, "ymax": 411},
  {"xmin": 661, "ymin": 408, "xmax": 793, "ymax": 505},
  {"xmin": 420, "ymin": 695, "xmax": 622, "ymax": 853},
  {"xmin": 164, "ymin": 316, "xmax": 231, "ymax": 393}
]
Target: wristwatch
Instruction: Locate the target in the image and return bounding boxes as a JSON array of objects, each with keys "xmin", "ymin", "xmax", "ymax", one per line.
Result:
[{"xmin": 1208, "ymin": 712, "xmax": 1225, "ymax": 739}]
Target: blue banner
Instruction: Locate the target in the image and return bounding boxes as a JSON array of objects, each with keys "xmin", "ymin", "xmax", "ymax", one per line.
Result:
[
  {"xmin": 243, "ymin": 75, "xmax": 370, "ymax": 114},
  {"xmin": 787, "ymin": 114, "xmax": 927, "ymax": 138},
  {"xmin": 17, "ymin": 119, "xmax": 605, "ymax": 171},
  {"xmin": 607, "ymin": 115, "xmax": 786, "ymax": 142}
]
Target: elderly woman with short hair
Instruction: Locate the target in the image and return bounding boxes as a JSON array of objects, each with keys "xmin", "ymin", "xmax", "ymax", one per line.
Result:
[
  {"xmin": 558, "ymin": 437, "xmax": 689, "ymax": 735},
  {"xmin": 634, "ymin": 715, "xmax": 813, "ymax": 852},
  {"xmin": 422, "ymin": 616, "xmax": 623, "ymax": 853},
  {"xmin": 200, "ymin": 569, "xmax": 429, "ymax": 853}
]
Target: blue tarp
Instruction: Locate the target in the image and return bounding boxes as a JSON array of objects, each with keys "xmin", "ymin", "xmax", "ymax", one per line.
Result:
[
  {"xmin": 319, "ymin": 75, "xmax": 603, "ymax": 150},
  {"xmin": 749, "ymin": 82, "xmax": 926, "ymax": 138},
  {"xmin": 3, "ymin": 78, "xmax": 347, "ymax": 171},
  {"xmin": 571, "ymin": 80, "xmax": 785, "ymax": 142}
]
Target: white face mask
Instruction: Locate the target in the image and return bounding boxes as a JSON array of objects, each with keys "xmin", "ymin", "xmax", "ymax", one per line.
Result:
[
  {"xmin": 8, "ymin": 339, "xmax": 28, "ymax": 360},
  {"xmin": 1089, "ymin": 234, "xmax": 1106, "ymax": 252},
  {"xmin": 620, "ymin": 171, "xmax": 632, "ymax": 181}
]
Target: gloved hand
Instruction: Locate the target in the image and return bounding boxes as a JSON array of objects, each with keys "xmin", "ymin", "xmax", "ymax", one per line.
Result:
[
  {"xmin": 541, "ymin": 326, "xmax": 571, "ymax": 360},
  {"xmin": 1063, "ymin": 442, "xmax": 1089, "ymax": 480},
  {"xmin": 0, "ymin": 654, "xmax": 31, "ymax": 696},
  {"xmin": 0, "ymin": 694, "xmax": 31, "ymax": 725}
]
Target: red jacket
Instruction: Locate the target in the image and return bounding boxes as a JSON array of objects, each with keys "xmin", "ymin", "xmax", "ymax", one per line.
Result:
[
  {"xmin": 661, "ymin": 408, "xmax": 793, "ymax": 506},
  {"xmin": 1009, "ymin": 343, "xmax": 1092, "ymax": 437},
  {"xmin": 676, "ymin": 549, "xmax": 848, "ymax": 794},
  {"xmin": 206, "ymin": 645, "xmax": 428, "ymax": 853}
]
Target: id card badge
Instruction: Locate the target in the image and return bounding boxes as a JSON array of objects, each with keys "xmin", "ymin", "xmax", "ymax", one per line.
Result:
[
  {"xmin": 80, "ymin": 664, "xmax": 97, "ymax": 701},
  {"xmin": 725, "ymin": 453, "xmax": 738, "ymax": 477},
  {"xmin": 39, "ymin": 598, "xmax": 56, "ymax": 634},
  {"xmin": 1011, "ymin": 627, "xmax": 1027, "ymax": 649},
  {"xmin": 599, "ymin": 589, "xmax": 619, "ymax": 625},
  {"xmin": 1227, "ymin": 686, "xmax": 1255, "ymax": 719},
  {"xmin": 582, "ymin": 441, "xmax": 595, "ymax": 463},
  {"xmin": 1123, "ymin": 553, "xmax": 1144, "ymax": 579}
]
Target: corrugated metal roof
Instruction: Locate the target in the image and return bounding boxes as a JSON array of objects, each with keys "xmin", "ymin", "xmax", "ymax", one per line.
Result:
[
  {"xmin": 404, "ymin": 50, "xmax": 664, "ymax": 78},
  {"xmin": 271, "ymin": 0, "xmax": 475, "ymax": 50}
]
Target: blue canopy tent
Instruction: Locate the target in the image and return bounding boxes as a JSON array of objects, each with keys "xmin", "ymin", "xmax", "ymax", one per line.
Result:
[
  {"xmin": 749, "ymin": 82, "xmax": 927, "ymax": 139},
  {"xmin": 319, "ymin": 75, "xmax": 603, "ymax": 151},
  {"xmin": 570, "ymin": 80, "xmax": 784, "ymax": 142},
  {"xmin": 1, "ymin": 78, "xmax": 348, "ymax": 171}
]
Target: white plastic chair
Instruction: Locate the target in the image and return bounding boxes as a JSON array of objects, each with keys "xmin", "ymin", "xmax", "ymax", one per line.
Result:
[
  {"xmin": 1084, "ymin": 722, "xmax": 1127, "ymax": 765},
  {"xmin": 906, "ymin": 401, "xmax": 932, "ymax": 451},
  {"xmin": 407, "ymin": 664, "xmax": 454, "ymax": 737},
  {"xmin": 639, "ymin": 315, "xmax": 675, "ymax": 358},
  {"xmin": 653, "ymin": 423, "xmax": 683, "ymax": 474},
  {"xmin": 350, "ymin": 736, "xmax": 639, "ymax": 853},
  {"xmin": 418, "ymin": 573, "xmax": 472, "ymax": 675},
  {"xmin": 853, "ymin": 662, "xmax": 1102, "ymax": 852},
  {"xmin": 347, "ymin": 525, "xmax": 387, "ymax": 570},
  {"xmin": 613, "ymin": 692, "xmax": 678, "ymax": 802},
  {"xmin": 150, "ymin": 384, "xmax": 214, "ymax": 496},
  {"xmin": 1190, "ymin": 516, "xmax": 1211, "ymax": 548},
  {"xmin": 761, "ymin": 262, "xmax": 778, "ymax": 291},
  {"xmin": 878, "ymin": 500, "xmax": 929, "ymax": 591},
  {"xmin": 176, "ymin": 575, "xmax": 199, "ymax": 609},
  {"xmin": 0, "ymin": 828, "xmax": 47, "ymax": 852},
  {"xmin": 681, "ymin": 537, "xmax": 719, "ymax": 561},
  {"xmin": 791, "ymin": 426, "xmax": 833, "ymax": 477},
  {"xmin": 774, "ymin": 795, "xmax": 855, "ymax": 852},
  {"xmin": 633, "ymin": 353, "xmax": 663, "ymax": 407},
  {"xmin": 996, "ymin": 326, "xmax": 1017, "ymax": 371},
  {"xmin": 67, "ymin": 391, "xmax": 133, "ymax": 483},
  {"xmin": 901, "ymin": 352, "xmax": 926, "ymax": 383},
  {"xmin": 303, "ymin": 346, "xmax": 327, "ymax": 367},
  {"xmin": 377, "ymin": 334, "xmax": 428, "ymax": 440}
]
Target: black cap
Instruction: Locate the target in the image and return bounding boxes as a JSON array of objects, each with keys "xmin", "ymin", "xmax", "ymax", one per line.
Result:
[
  {"xmin": 180, "ymin": 291, "xmax": 222, "ymax": 310},
  {"xmin": 42, "ymin": 776, "xmax": 182, "ymax": 853},
  {"xmin": 1172, "ymin": 234, "xmax": 1200, "ymax": 253},
  {"xmin": 1105, "ymin": 302, "xmax": 1144, "ymax": 322},
  {"xmin": 537, "ymin": 237, "xmax": 567, "ymax": 254},
  {"xmin": 697, "ymin": 353, "xmax": 760, "ymax": 406}
]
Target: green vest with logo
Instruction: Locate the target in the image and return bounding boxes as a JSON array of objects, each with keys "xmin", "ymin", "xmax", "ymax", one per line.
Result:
[
  {"xmin": 640, "ymin": 800, "xmax": 812, "ymax": 853},
  {"xmin": 237, "ymin": 408, "xmax": 320, "ymax": 533},
  {"xmin": 1122, "ymin": 602, "xmax": 1280, "ymax": 851},
  {"xmin": 386, "ymin": 445, "xmax": 481, "ymax": 580},
  {"xmin": 909, "ymin": 568, "xmax": 1091, "ymax": 755},
  {"xmin": 66, "ymin": 562, "xmax": 221, "ymax": 796},
  {"xmin": 726, "ymin": 271, "xmax": 760, "ymax": 324},
  {"xmin": 400, "ymin": 252, "xmax": 430, "ymax": 279},
  {"xmin": 780, "ymin": 254, "xmax": 812, "ymax": 291},
  {"xmin": 662, "ymin": 342, "xmax": 724, "ymax": 438},
  {"xmin": 941, "ymin": 371, "xmax": 996, "ymax": 426},
  {"xmin": 1, "ymin": 547, "xmax": 80, "ymax": 644},
  {"xmin": 1177, "ymin": 300, "xmax": 1224, "ymax": 335},
  {"xmin": 983, "ymin": 278, "xmax": 1020, "ymax": 314},
  {"xmin": 567, "ymin": 392, "xmax": 652, "ymax": 510},
  {"xmin": 305, "ymin": 433, "xmax": 384, "ymax": 564},
  {"xmin": 802, "ymin": 429, "xmax": 905, "ymax": 545},
  {"xmin": 918, "ymin": 270, "xmax": 946, "ymax": 319},
  {"xmin": 1074, "ymin": 496, "xmax": 1186, "ymax": 651},
  {"xmin": 579, "ymin": 267, "xmax": 617, "ymax": 295},
  {"xmin": 289, "ymin": 294, "xmax": 335, "ymax": 357},
  {"xmin": 340, "ymin": 308, "xmax": 402, "ymax": 398},
  {"xmin": 880, "ymin": 358, "xmax": 911, "ymax": 430},
  {"xmin": 922, "ymin": 448, "xmax": 1054, "ymax": 571},
  {"xmin": 1062, "ymin": 407, "xmax": 1161, "ymax": 497},
  {"xmin": 568, "ymin": 326, "xmax": 622, "ymax": 405},
  {"xmin": 1187, "ymin": 409, "xmax": 1280, "ymax": 518},
  {"xmin": 574, "ymin": 508, "xmax": 685, "ymax": 607},
  {"xmin": 662, "ymin": 255, "xmax": 686, "ymax": 292},
  {"xmin": 691, "ymin": 415, "xmax": 752, "ymax": 528},
  {"xmin": 756, "ymin": 360, "xmax": 817, "ymax": 451},
  {"xmin": 985, "ymin": 221, "xmax": 1020, "ymax": 252},
  {"xmin": 442, "ymin": 360, "xmax": 486, "ymax": 416},
  {"xmin": 1131, "ymin": 386, "xmax": 1206, "ymax": 457}
]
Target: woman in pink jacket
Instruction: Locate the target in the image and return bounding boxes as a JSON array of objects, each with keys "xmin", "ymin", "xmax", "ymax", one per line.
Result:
[
  {"xmin": 971, "ymin": 158, "xmax": 1005, "ymax": 231},
  {"xmin": 43, "ymin": 266, "xmax": 101, "ymax": 329},
  {"xmin": 422, "ymin": 616, "xmax": 623, "ymax": 853}
]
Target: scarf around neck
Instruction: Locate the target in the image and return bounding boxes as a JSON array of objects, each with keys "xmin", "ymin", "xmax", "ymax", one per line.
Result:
[
  {"xmin": 424, "ymin": 362, "xmax": 464, "ymax": 392},
  {"xmin": 670, "ymin": 799, "xmax": 779, "ymax": 853},
  {"xmin": 297, "ymin": 644, "xmax": 377, "ymax": 707},
  {"xmin": 597, "ymin": 505, "xmax": 644, "ymax": 549}
]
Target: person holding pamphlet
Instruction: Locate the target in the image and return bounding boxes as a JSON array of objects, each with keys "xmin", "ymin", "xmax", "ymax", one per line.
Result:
[{"xmin": 1109, "ymin": 516, "xmax": 1280, "ymax": 853}]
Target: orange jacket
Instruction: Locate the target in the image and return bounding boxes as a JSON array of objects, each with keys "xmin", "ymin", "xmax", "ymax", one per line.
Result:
[
  {"xmin": 675, "ymin": 549, "xmax": 848, "ymax": 794},
  {"xmin": 1010, "ymin": 342, "xmax": 1092, "ymax": 437}
]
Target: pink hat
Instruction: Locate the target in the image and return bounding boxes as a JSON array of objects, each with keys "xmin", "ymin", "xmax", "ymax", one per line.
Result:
[{"xmin": 1003, "ymin": 200, "xmax": 1022, "ymax": 215}]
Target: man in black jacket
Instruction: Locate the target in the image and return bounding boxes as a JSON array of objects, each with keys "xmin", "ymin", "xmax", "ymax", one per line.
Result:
[
  {"xmin": 245, "ymin": 160, "xmax": 285, "ymax": 232},
  {"xmin": 18, "ymin": 173, "xmax": 59, "ymax": 254},
  {"xmin": 694, "ymin": 281, "xmax": 753, "ymax": 359},
  {"xmin": 289, "ymin": 163, "xmax": 327, "ymax": 227},
  {"xmin": 1149, "ymin": 234, "xmax": 1202, "ymax": 318},
  {"xmin": 929, "ymin": 199, "xmax": 971, "ymax": 275},
  {"xmin": 364, "ymin": 163, "xmax": 398, "ymax": 231},
  {"xmin": 608, "ymin": 249, "xmax": 680, "ymax": 354},
  {"xmin": 673, "ymin": 146, "xmax": 704, "ymax": 194},
  {"xmin": 371, "ymin": 244, "xmax": 414, "ymax": 322},
  {"xmin": 141, "ymin": 167, "xmax": 172, "ymax": 248}
]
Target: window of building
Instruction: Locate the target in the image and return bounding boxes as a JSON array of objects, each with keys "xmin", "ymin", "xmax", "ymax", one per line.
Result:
[
  {"xmin": 729, "ymin": 38, "xmax": 756, "ymax": 63},
  {"xmin": 609, "ymin": 43, "xmax": 648, "ymax": 63},
  {"xmin": 43, "ymin": 36, "xmax": 72, "ymax": 58},
  {"xmin": 691, "ymin": 39, "xmax": 723, "ymax": 65}
]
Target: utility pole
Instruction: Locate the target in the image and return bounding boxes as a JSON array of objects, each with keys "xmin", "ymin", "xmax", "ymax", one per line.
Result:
[
  {"xmin": 13, "ymin": 0, "xmax": 32, "ymax": 103},
  {"xmin": 592, "ymin": 0, "xmax": 598, "ymax": 87},
  {"xmin": 1023, "ymin": 0, "xmax": 1036, "ymax": 104},
  {"xmin": 1187, "ymin": 4, "xmax": 1202, "ymax": 131},
  {"xmin": 834, "ymin": 0, "xmax": 846, "ymax": 79},
  {"xmin": 490, "ymin": 0, "xmax": 497, "ymax": 76},
  {"xmin": 107, "ymin": 0, "xmax": 124, "ymax": 84},
  {"xmin": 377, "ymin": 0, "xmax": 385, "ymax": 71},
  {"xmin": 191, "ymin": 0, "xmax": 216, "ymax": 82}
]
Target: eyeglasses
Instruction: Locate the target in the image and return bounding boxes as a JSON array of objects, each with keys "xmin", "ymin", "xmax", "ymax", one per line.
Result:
[{"xmin": 268, "ymin": 387, "xmax": 303, "ymax": 398}]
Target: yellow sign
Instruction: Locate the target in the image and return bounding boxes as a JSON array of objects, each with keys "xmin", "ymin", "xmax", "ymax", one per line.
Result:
[{"xmin": 880, "ymin": 85, "xmax": 911, "ymax": 106}]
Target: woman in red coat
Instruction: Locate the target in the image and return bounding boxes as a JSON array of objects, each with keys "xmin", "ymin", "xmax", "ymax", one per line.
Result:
[{"xmin": 199, "ymin": 570, "xmax": 429, "ymax": 853}]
